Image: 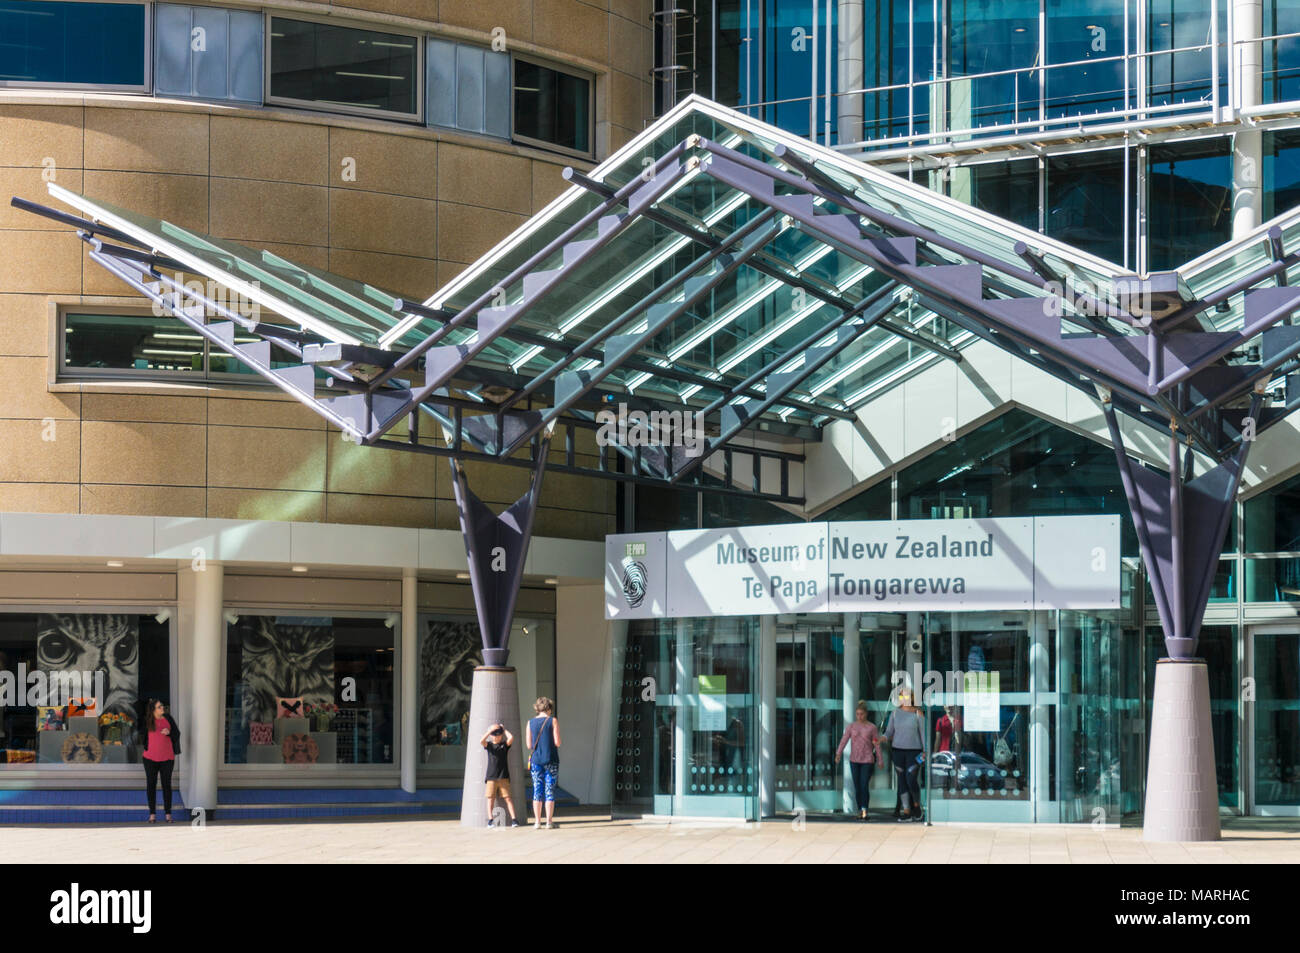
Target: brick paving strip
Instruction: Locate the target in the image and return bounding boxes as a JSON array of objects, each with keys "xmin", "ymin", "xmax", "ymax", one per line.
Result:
[{"xmin": 2, "ymin": 813, "xmax": 1297, "ymax": 864}]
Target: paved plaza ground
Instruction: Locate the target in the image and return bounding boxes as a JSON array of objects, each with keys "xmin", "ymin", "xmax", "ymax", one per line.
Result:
[{"xmin": 5, "ymin": 812, "xmax": 1299, "ymax": 864}]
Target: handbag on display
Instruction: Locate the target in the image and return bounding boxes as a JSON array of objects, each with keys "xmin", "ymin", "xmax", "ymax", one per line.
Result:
[{"xmin": 993, "ymin": 713, "xmax": 1018, "ymax": 768}]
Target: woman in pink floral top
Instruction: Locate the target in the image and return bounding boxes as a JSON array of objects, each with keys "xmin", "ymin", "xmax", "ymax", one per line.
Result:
[{"xmin": 834, "ymin": 701, "xmax": 882, "ymax": 820}]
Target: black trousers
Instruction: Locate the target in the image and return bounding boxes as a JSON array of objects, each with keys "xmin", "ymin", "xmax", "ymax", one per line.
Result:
[{"xmin": 144, "ymin": 758, "xmax": 175, "ymax": 814}]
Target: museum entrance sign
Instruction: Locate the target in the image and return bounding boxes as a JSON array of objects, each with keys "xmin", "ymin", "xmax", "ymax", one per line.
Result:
[{"xmin": 604, "ymin": 515, "xmax": 1120, "ymax": 619}]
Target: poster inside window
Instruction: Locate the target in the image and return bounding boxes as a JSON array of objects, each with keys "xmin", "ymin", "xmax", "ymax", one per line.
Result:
[
  {"xmin": 0, "ymin": 612, "xmax": 171, "ymax": 765},
  {"xmin": 418, "ymin": 617, "xmax": 482, "ymax": 764},
  {"xmin": 224, "ymin": 614, "xmax": 395, "ymax": 765}
]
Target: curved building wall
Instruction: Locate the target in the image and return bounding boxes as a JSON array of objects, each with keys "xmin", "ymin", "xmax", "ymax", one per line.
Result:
[{"xmin": 0, "ymin": 0, "xmax": 651, "ymax": 540}]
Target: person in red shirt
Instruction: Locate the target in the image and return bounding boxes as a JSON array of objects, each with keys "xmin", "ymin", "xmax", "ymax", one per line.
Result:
[
  {"xmin": 140, "ymin": 698, "xmax": 181, "ymax": 823},
  {"xmin": 935, "ymin": 705, "xmax": 962, "ymax": 753}
]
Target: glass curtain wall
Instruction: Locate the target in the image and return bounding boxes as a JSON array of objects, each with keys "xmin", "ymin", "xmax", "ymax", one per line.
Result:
[{"xmin": 699, "ymin": 1, "xmax": 1235, "ymax": 147}]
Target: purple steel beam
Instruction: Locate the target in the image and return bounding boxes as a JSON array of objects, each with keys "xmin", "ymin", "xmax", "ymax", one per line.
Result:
[
  {"xmin": 449, "ymin": 430, "xmax": 553, "ymax": 666},
  {"xmin": 1102, "ymin": 395, "xmax": 1261, "ymax": 659}
]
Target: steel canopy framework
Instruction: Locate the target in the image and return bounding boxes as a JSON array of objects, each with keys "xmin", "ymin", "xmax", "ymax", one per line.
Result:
[{"xmin": 14, "ymin": 95, "xmax": 1300, "ymax": 666}]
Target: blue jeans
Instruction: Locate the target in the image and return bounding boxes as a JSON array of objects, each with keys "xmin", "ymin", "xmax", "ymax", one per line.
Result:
[
  {"xmin": 849, "ymin": 761, "xmax": 874, "ymax": 813},
  {"xmin": 530, "ymin": 762, "xmax": 558, "ymax": 802}
]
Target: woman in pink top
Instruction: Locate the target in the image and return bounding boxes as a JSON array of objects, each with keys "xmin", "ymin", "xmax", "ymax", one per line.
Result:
[
  {"xmin": 140, "ymin": 698, "xmax": 181, "ymax": 823},
  {"xmin": 833, "ymin": 701, "xmax": 882, "ymax": 820}
]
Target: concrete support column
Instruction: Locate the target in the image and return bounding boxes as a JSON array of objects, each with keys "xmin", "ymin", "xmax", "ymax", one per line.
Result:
[
  {"xmin": 1232, "ymin": 0, "xmax": 1264, "ymax": 237},
  {"xmin": 836, "ymin": 0, "xmax": 864, "ymax": 145},
  {"xmin": 1144, "ymin": 659, "xmax": 1222, "ymax": 841},
  {"xmin": 759, "ymin": 615, "xmax": 777, "ymax": 817},
  {"xmin": 399, "ymin": 569, "xmax": 418, "ymax": 794},
  {"xmin": 188, "ymin": 561, "xmax": 223, "ymax": 815},
  {"xmin": 460, "ymin": 667, "xmax": 526, "ymax": 827},
  {"xmin": 841, "ymin": 613, "xmax": 859, "ymax": 814}
]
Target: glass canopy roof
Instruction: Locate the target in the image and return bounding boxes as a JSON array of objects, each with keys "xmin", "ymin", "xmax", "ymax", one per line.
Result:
[
  {"xmin": 47, "ymin": 96, "xmax": 1137, "ymax": 430},
  {"xmin": 38, "ymin": 94, "xmax": 1300, "ymax": 463}
]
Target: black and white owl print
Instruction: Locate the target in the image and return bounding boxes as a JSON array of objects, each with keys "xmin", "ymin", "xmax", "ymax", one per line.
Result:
[
  {"xmin": 36, "ymin": 614, "xmax": 139, "ymax": 715},
  {"xmin": 239, "ymin": 619, "xmax": 336, "ymax": 726},
  {"xmin": 420, "ymin": 620, "xmax": 482, "ymax": 748}
]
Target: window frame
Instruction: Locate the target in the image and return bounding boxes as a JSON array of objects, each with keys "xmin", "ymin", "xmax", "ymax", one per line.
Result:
[
  {"xmin": 263, "ymin": 10, "xmax": 423, "ymax": 124},
  {"xmin": 56, "ymin": 304, "xmax": 311, "ymax": 388},
  {"xmin": 510, "ymin": 53, "xmax": 596, "ymax": 160},
  {"xmin": 0, "ymin": 0, "xmax": 151, "ymax": 94}
]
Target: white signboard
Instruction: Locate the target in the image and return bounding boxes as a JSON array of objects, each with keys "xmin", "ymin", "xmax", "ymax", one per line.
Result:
[
  {"xmin": 827, "ymin": 518, "xmax": 1034, "ymax": 611},
  {"xmin": 603, "ymin": 516, "xmax": 1121, "ymax": 620},
  {"xmin": 668, "ymin": 523, "xmax": 829, "ymax": 617}
]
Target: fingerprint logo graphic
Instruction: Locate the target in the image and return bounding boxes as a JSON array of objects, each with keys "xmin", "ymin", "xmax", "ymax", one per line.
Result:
[{"xmin": 621, "ymin": 559, "xmax": 648, "ymax": 608}]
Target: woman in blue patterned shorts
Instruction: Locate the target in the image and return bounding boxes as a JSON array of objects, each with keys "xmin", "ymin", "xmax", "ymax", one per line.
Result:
[{"xmin": 526, "ymin": 696, "xmax": 561, "ymax": 829}]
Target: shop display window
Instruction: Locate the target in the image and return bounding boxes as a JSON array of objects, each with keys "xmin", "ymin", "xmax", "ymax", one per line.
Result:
[
  {"xmin": 0, "ymin": 612, "xmax": 171, "ymax": 766},
  {"xmin": 224, "ymin": 614, "xmax": 395, "ymax": 766}
]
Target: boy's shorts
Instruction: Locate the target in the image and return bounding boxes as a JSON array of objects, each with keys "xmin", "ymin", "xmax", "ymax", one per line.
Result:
[{"xmin": 485, "ymin": 778, "xmax": 511, "ymax": 798}]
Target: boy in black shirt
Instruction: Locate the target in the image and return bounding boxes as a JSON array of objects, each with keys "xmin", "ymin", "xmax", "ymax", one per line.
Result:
[{"xmin": 480, "ymin": 723, "xmax": 518, "ymax": 827}]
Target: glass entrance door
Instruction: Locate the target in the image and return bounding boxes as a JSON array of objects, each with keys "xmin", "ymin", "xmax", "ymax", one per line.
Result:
[
  {"xmin": 775, "ymin": 615, "xmax": 843, "ymax": 813},
  {"xmin": 1251, "ymin": 628, "xmax": 1300, "ymax": 814}
]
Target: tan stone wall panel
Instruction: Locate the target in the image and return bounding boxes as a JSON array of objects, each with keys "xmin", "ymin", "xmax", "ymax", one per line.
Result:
[
  {"xmin": 329, "ymin": 129, "xmax": 438, "ymax": 199},
  {"xmin": 0, "ymin": 481, "xmax": 79, "ymax": 513},
  {"xmin": 327, "ymin": 436, "xmax": 438, "ymax": 497},
  {"xmin": 438, "ymin": 0, "xmax": 533, "ymax": 43},
  {"xmin": 608, "ymin": 66, "xmax": 648, "ymax": 134},
  {"xmin": 608, "ymin": 0, "xmax": 651, "ymax": 25},
  {"xmin": 209, "ymin": 178, "xmax": 328, "ymax": 246},
  {"xmin": 81, "ymin": 170, "xmax": 209, "ymax": 233},
  {"xmin": 0, "ymin": 295, "xmax": 52, "ymax": 358},
  {"xmin": 207, "ymin": 395, "xmax": 327, "ymax": 431},
  {"xmin": 437, "ymin": 202, "xmax": 526, "ymax": 263},
  {"xmin": 330, "ymin": 0, "xmax": 440, "ymax": 22},
  {"xmin": 533, "ymin": 505, "xmax": 614, "ymax": 540},
  {"xmin": 207, "ymin": 424, "xmax": 325, "ymax": 492},
  {"xmin": 0, "ymin": 357, "xmax": 77, "ymax": 420},
  {"xmin": 82, "ymin": 420, "xmax": 206, "ymax": 486},
  {"xmin": 84, "ymin": 108, "xmax": 209, "ymax": 176},
  {"xmin": 438, "ymin": 143, "xmax": 531, "ymax": 215},
  {"xmin": 0, "ymin": 167, "xmax": 84, "ymax": 229},
  {"xmin": 531, "ymin": 160, "xmax": 571, "ymax": 211},
  {"xmin": 534, "ymin": 0, "xmax": 609, "ymax": 65},
  {"xmin": 328, "ymin": 247, "xmax": 438, "ymax": 298},
  {"xmin": 0, "ymin": 419, "xmax": 79, "ymax": 483},
  {"xmin": 210, "ymin": 117, "xmax": 329, "ymax": 186},
  {"xmin": 255, "ymin": 242, "xmax": 331, "ymax": 272},
  {"xmin": 329, "ymin": 188, "xmax": 438, "ymax": 259},
  {"xmin": 81, "ymin": 393, "xmax": 206, "ymax": 425},
  {"xmin": 0, "ymin": 231, "xmax": 80, "ymax": 295},
  {"xmin": 207, "ymin": 486, "xmax": 325, "ymax": 522},
  {"xmin": 609, "ymin": 15, "xmax": 651, "ymax": 84},
  {"xmin": 0, "ymin": 105, "xmax": 83, "ymax": 169},
  {"xmin": 325, "ymin": 491, "xmax": 438, "ymax": 528},
  {"xmin": 80, "ymin": 483, "xmax": 206, "ymax": 517}
]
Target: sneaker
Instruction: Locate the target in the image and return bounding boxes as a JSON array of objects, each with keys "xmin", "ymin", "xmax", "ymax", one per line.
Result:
[
  {"xmin": 910, "ymin": 813, "xmax": 925, "ymax": 823},
  {"xmin": 510, "ymin": 821, "xmax": 519, "ymax": 828},
  {"xmin": 546, "ymin": 821, "xmax": 555, "ymax": 829}
]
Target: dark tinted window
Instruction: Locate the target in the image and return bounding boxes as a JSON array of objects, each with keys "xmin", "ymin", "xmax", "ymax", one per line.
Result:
[
  {"xmin": 513, "ymin": 60, "xmax": 591, "ymax": 154},
  {"xmin": 0, "ymin": 1, "xmax": 145, "ymax": 86},
  {"xmin": 270, "ymin": 17, "xmax": 418, "ymax": 117}
]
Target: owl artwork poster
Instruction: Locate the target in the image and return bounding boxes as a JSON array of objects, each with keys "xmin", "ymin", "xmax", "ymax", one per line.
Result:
[
  {"xmin": 238, "ymin": 617, "xmax": 336, "ymax": 727},
  {"xmin": 36, "ymin": 614, "xmax": 139, "ymax": 716}
]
